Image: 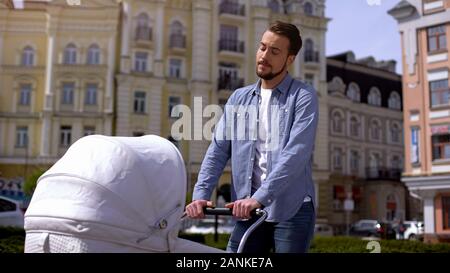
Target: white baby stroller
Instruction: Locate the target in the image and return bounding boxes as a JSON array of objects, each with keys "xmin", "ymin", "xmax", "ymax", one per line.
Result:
[{"xmin": 24, "ymin": 135, "xmax": 224, "ymax": 253}]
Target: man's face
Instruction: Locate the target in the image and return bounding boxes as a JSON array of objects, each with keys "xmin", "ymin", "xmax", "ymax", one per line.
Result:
[{"xmin": 256, "ymin": 31, "xmax": 294, "ymax": 81}]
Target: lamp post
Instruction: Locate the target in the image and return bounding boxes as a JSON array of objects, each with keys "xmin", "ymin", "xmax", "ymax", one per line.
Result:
[{"xmin": 344, "ymin": 191, "xmax": 354, "ymax": 236}]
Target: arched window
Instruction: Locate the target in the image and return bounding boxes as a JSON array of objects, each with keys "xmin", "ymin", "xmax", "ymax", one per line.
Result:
[
  {"xmin": 332, "ymin": 111, "xmax": 344, "ymax": 134},
  {"xmin": 136, "ymin": 13, "xmax": 152, "ymax": 41},
  {"xmin": 21, "ymin": 46, "xmax": 34, "ymax": 66},
  {"xmin": 304, "ymin": 39, "xmax": 317, "ymax": 62},
  {"xmin": 169, "ymin": 21, "xmax": 186, "ymax": 48},
  {"xmin": 87, "ymin": 44, "xmax": 100, "ymax": 65},
  {"xmin": 391, "ymin": 122, "xmax": 401, "ymax": 143},
  {"xmin": 268, "ymin": 0, "xmax": 280, "ymax": 13},
  {"xmin": 388, "ymin": 91, "xmax": 401, "ymax": 110},
  {"xmin": 304, "ymin": 2, "xmax": 313, "ymax": 15},
  {"xmin": 368, "ymin": 87, "xmax": 381, "ymax": 106},
  {"xmin": 347, "ymin": 83, "xmax": 360, "ymax": 102},
  {"xmin": 370, "ymin": 119, "xmax": 382, "ymax": 141},
  {"xmin": 63, "ymin": 43, "xmax": 77, "ymax": 64},
  {"xmin": 350, "ymin": 116, "xmax": 360, "ymax": 137}
]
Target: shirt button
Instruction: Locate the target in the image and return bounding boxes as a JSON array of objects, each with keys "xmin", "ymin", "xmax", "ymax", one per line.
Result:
[
  {"xmin": 248, "ymin": 176, "xmax": 252, "ymax": 180},
  {"xmin": 268, "ymin": 199, "xmax": 272, "ymax": 203},
  {"xmin": 251, "ymin": 158, "xmax": 254, "ymax": 161}
]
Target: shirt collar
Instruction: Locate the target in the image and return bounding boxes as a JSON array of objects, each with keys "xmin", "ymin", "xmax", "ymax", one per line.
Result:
[{"xmin": 252, "ymin": 73, "xmax": 293, "ymax": 96}]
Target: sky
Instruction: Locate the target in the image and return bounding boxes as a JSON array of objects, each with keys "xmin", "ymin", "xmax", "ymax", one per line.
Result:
[{"xmin": 325, "ymin": 0, "xmax": 403, "ymax": 74}]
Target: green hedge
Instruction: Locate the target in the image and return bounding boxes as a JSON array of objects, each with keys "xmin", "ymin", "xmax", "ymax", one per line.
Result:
[
  {"xmin": 0, "ymin": 227, "xmax": 25, "ymax": 253},
  {"xmin": 2, "ymin": 228, "xmax": 450, "ymax": 253}
]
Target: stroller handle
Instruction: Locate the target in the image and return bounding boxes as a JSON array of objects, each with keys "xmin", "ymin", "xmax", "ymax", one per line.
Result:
[{"xmin": 203, "ymin": 207, "xmax": 265, "ymax": 217}]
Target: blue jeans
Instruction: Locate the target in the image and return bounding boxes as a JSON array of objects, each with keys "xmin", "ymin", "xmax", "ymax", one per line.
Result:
[{"xmin": 226, "ymin": 201, "xmax": 316, "ymax": 253}]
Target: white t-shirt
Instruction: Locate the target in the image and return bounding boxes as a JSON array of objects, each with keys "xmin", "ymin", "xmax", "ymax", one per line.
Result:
[
  {"xmin": 251, "ymin": 87, "xmax": 312, "ymax": 203},
  {"xmin": 252, "ymin": 87, "xmax": 272, "ymax": 193}
]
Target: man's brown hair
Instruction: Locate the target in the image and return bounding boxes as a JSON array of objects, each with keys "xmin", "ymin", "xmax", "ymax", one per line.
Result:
[{"xmin": 268, "ymin": 21, "xmax": 303, "ymax": 56}]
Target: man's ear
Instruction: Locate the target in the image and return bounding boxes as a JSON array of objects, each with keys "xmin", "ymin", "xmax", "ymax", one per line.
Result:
[{"xmin": 287, "ymin": 55, "xmax": 295, "ymax": 66}]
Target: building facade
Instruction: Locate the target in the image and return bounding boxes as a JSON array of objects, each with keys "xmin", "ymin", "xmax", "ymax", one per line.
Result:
[
  {"xmin": 114, "ymin": 0, "xmax": 331, "ymax": 197},
  {"xmin": 0, "ymin": 0, "xmax": 120, "ymax": 196},
  {"xmin": 389, "ymin": 0, "xmax": 450, "ymax": 242},
  {"xmin": 320, "ymin": 51, "xmax": 412, "ymax": 233}
]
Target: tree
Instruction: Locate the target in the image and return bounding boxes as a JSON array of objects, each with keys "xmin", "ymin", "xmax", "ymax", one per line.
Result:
[{"xmin": 23, "ymin": 169, "xmax": 46, "ymax": 197}]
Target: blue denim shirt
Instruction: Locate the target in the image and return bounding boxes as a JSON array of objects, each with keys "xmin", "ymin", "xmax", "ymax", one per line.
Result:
[{"xmin": 193, "ymin": 74, "xmax": 318, "ymax": 222}]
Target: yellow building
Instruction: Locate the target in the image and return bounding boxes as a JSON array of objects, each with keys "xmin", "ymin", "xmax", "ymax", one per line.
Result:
[
  {"xmin": 115, "ymin": 0, "xmax": 330, "ymax": 200},
  {"xmin": 0, "ymin": 0, "xmax": 120, "ymax": 194},
  {"xmin": 0, "ymin": 0, "xmax": 330, "ymax": 207}
]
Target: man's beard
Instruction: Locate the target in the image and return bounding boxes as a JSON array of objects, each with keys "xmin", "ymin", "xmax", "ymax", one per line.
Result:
[{"xmin": 256, "ymin": 59, "xmax": 288, "ymax": 81}]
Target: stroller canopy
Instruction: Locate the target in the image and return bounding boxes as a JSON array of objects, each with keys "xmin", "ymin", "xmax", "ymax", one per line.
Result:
[{"xmin": 25, "ymin": 135, "xmax": 222, "ymax": 253}]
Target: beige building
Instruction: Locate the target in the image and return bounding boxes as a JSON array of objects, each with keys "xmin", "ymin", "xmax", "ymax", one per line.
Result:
[
  {"xmin": 389, "ymin": 0, "xmax": 450, "ymax": 242},
  {"xmin": 321, "ymin": 51, "xmax": 410, "ymax": 233},
  {"xmin": 0, "ymin": 0, "xmax": 120, "ymax": 192}
]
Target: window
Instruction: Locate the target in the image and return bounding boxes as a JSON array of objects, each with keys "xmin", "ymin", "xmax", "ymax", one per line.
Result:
[
  {"xmin": 391, "ymin": 155, "xmax": 402, "ymax": 170},
  {"xmin": 411, "ymin": 127, "xmax": 420, "ymax": 164},
  {"xmin": 61, "ymin": 82, "xmax": 75, "ymax": 105},
  {"xmin": 19, "ymin": 84, "xmax": 31, "ymax": 106},
  {"xmin": 134, "ymin": 52, "xmax": 148, "ymax": 72},
  {"xmin": 304, "ymin": 2, "xmax": 313, "ymax": 15},
  {"xmin": 168, "ymin": 96, "xmax": 181, "ymax": 118},
  {"xmin": 169, "ymin": 59, "xmax": 182, "ymax": 78},
  {"xmin": 391, "ymin": 122, "xmax": 401, "ymax": 143},
  {"xmin": 305, "ymin": 74, "xmax": 314, "ymax": 88},
  {"xmin": 60, "ymin": 126, "xmax": 72, "ymax": 147},
  {"xmin": 21, "ymin": 46, "xmax": 34, "ymax": 66},
  {"xmin": 350, "ymin": 116, "xmax": 360, "ymax": 137},
  {"xmin": 304, "ymin": 39, "xmax": 318, "ymax": 62},
  {"xmin": 432, "ymin": 133, "xmax": 450, "ymax": 160},
  {"xmin": 0, "ymin": 198, "xmax": 16, "ymax": 212},
  {"xmin": 87, "ymin": 44, "xmax": 100, "ymax": 65},
  {"xmin": 347, "ymin": 83, "xmax": 360, "ymax": 102},
  {"xmin": 84, "ymin": 126, "xmax": 95, "ymax": 136},
  {"xmin": 443, "ymin": 196, "xmax": 450, "ymax": 230},
  {"xmin": 388, "ymin": 91, "xmax": 401, "ymax": 110},
  {"xmin": 63, "ymin": 43, "xmax": 77, "ymax": 64},
  {"xmin": 331, "ymin": 111, "xmax": 344, "ymax": 134},
  {"xmin": 350, "ymin": 150, "xmax": 359, "ymax": 174},
  {"xmin": 16, "ymin": 126, "xmax": 28, "ymax": 148},
  {"xmin": 430, "ymin": 79, "xmax": 449, "ymax": 108},
  {"xmin": 268, "ymin": 0, "xmax": 280, "ymax": 13},
  {"xmin": 368, "ymin": 87, "xmax": 381, "ymax": 106},
  {"xmin": 169, "ymin": 21, "xmax": 185, "ymax": 48},
  {"xmin": 134, "ymin": 91, "xmax": 146, "ymax": 113},
  {"xmin": 136, "ymin": 13, "xmax": 152, "ymax": 41},
  {"xmin": 218, "ymin": 62, "xmax": 242, "ymax": 90},
  {"xmin": 85, "ymin": 84, "xmax": 97, "ymax": 105},
  {"xmin": 333, "ymin": 148, "xmax": 343, "ymax": 170},
  {"xmin": 386, "ymin": 194, "xmax": 397, "ymax": 221},
  {"xmin": 370, "ymin": 119, "xmax": 382, "ymax": 141},
  {"xmin": 219, "ymin": 25, "xmax": 242, "ymax": 53},
  {"xmin": 427, "ymin": 25, "xmax": 447, "ymax": 52}
]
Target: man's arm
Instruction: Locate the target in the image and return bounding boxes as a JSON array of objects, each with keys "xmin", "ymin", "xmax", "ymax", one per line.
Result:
[
  {"xmin": 192, "ymin": 94, "xmax": 235, "ymax": 201},
  {"xmin": 252, "ymin": 87, "xmax": 318, "ymax": 207}
]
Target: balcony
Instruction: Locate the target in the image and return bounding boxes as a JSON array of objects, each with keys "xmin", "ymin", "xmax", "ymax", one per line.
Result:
[
  {"xmin": 304, "ymin": 51, "xmax": 320, "ymax": 63},
  {"xmin": 219, "ymin": 1, "xmax": 245, "ymax": 16},
  {"xmin": 169, "ymin": 34, "xmax": 186, "ymax": 49},
  {"xmin": 219, "ymin": 39, "xmax": 244, "ymax": 53},
  {"xmin": 218, "ymin": 76, "xmax": 244, "ymax": 91},
  {"xmin": 365, "ymin": 167, "xmax": 402, "ymax": 181}
]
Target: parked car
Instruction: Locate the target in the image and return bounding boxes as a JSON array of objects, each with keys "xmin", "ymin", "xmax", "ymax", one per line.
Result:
[
  {"xmin": 350, "ymin": 219, "xmax": 396, "ymax": 239},
  {"xmin": 314, "ymin": 223, "xmax": 334, "ymax": 237},
  {"xmin": 0, "ymin": 196, "xmax": 24, "ymax": 228},
  {"xmin": 395, "ymin": 221, "xmax": 424, "ymax": 240}
]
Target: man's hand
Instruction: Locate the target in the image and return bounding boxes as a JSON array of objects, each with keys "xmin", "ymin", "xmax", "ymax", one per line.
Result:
[
  {"xmin": 225, "ymin": 198, "xmax": 262, "ymax": 219},
  {"xmin": 185, "ymin": 200, "xmax": 213, "ymax": 219}
]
